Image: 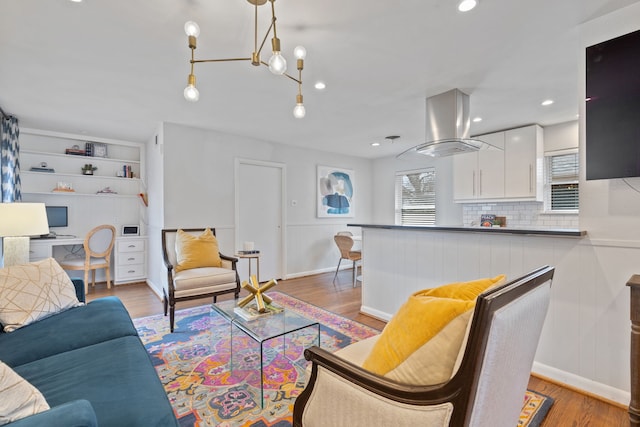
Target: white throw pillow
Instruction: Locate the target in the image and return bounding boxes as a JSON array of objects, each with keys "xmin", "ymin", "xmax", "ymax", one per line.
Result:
[
  {"xmin": 0, "ymin": 361, "xmax": 49, "ymax": 425},
  {"xmin": 0, "ymin": 258, "xmax": 82, "ymax": 332}
]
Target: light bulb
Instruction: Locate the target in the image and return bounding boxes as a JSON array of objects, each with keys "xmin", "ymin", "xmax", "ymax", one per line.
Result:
[
  {"xmin": 184, "ymin": 85, "xmax": 199, "ymax": 102},
  {"xmin": 293, "ymin": 46, "xmax": 307, "ymax": 60},
  {"xmin": 293, "ymin": 103, "xmax": 306, "ymax": 119},
  {"xmin": 184, "ymin": 21, "xmax": 200, "ymax": 37},
  {"xmin": 268, "ymin": 52, "xmax": 287, "ymax": 75},
  {"xmin": 457, "ymin": 0, "xmax": 477, "ymax": 12}
]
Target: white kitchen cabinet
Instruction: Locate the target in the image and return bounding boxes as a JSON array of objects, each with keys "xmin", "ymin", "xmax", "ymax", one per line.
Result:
[
  {"xmin": 504, "ymin": 125, "xmax": 543, "ymax": 200},
  {"xmin": 453, "ymin": 132, "xmax": 505, "ymax": 201},
  {"xmin": 114, "ymin": 236, "xmax": 147, "ymax": 284},
  {"xmin": 454, "ymin": 124, "xmax": 543, "ymax": 202}
]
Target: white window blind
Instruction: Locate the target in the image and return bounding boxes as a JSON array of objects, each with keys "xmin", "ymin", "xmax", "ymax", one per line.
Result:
[
  {"xmin": 545, "ymin": 152, "xmax": 579, "ymax": 211},
  {"xmin": 395, "ymin": 168, "xmax": 436, "ymax": 225}
]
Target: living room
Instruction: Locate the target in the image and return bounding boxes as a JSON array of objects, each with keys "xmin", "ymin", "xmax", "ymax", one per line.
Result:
[{"xmin": 2, "ymin": 0, "xmax": 640, "ymax": 425}]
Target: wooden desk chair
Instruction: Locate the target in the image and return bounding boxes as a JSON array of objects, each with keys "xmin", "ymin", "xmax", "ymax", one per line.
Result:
[
  {"xmin": 59, "ymin": 224, "xmax": 116, "ymax": 295},
  {"xmin": 332, "ymin": 234, "xmax": 362, "ymax": 287}
]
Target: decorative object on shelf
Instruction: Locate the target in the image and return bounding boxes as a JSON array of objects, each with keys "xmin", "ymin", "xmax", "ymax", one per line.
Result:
[
  {"xmin": 92, "ymin": 143, "xmax": 108, "ymax": 158},
  {"xmin": 30, "ymin": 162, "xmax": 54, "ymax": 173},
  {"xmin": 65, "ymin": 144, "xmax": 85, "ymax": 156},
  {"xmin": 81, "ymin": 164, "xmax": 97, "ymax": 175},
  {"xmin": 120, "ymin": 164, "xmax": 134, "ymax": 178},
  {"xmin": 237, "ymin": 275, "xmax": 277, "ymax": 313},
  {"xmin": 182, "ymin": 0, "xmax": 306, "ymax": 118},
  {"xmin": 96, "ymin": 187, "xmax": 117, "ymax": 194},
  {"xmin": 52, "ymin": 182, "xmax": 74, "ymax": 192},
  {"xmin": 480, "ymin": 214, "xmax": 496, "ymax": 227}
]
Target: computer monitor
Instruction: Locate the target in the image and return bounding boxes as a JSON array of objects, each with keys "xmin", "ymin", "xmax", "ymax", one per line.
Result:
[{"xmin": 45, "ymin": 206, "xmax": 68, "ymax": 228}]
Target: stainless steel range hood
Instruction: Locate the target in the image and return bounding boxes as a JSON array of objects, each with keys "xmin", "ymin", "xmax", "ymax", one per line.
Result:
[{"xmin": 398, "ymin": 89, "xmax": 488, "ymax": 158}]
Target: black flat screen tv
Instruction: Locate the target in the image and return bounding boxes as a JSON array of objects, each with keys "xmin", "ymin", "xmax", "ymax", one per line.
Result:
[
  {"xmin": 45, "ymin": 206, "xmax": 68, "ymax": 228},
  {"xmin": 586, "ymin": 28, "xmax": 640, "ymax": 180}
]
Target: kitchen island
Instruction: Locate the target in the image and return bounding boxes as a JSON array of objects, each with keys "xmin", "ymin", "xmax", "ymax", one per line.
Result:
[
  {"xmin": 348, "ymin": 223, "xmax": 586, "ymax": 321},
  {"xmin": 346, "ymin": 222, "xmax": 639, "ymax": 406}
]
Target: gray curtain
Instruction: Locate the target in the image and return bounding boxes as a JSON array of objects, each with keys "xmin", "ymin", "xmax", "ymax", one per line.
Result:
[{"xmin": 1, "ymin": 116, "xmax": 21, "ymax": 202}]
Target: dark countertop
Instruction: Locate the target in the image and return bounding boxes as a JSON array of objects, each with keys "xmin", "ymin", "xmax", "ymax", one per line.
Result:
[{"xmin": 347, "ymin": 224, "xmax": 587, "ymax": 237}]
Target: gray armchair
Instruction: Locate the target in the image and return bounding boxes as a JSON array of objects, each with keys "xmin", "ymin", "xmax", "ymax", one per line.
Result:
[{"xmin": 294, "ymin": 266, "xmax": 555, "ymax": 427}]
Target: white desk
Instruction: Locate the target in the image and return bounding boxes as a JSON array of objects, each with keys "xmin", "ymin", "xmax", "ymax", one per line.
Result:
[
  {"xmin": 29, "ymin": 237, "xmax": 85, "ymax": 262},
  {"xmin": 30, "ymin": 236, "xmax": 147, "ymax": 285}
]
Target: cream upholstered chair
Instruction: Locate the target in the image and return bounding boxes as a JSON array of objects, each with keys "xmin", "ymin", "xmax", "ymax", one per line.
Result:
[
  {"xmin": 161, "ymin": 228, "xmax": 240, "ymax": 332},
  {"xmin": 293, "ymin": 266, "xmax": 555, "ymax": 427},
  {"xmin": 59, "ymin": 224, "xmax": 116, "ymax": 296},
  {"xmin": 332, "ymin": 234, "xmax": 361, "ymax": 287}
]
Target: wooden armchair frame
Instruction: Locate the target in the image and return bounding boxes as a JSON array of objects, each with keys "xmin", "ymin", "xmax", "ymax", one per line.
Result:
[
  {"xmin": 294, "ymin": 265, "xmax": 555, "ymax": 427},
  {"xmin": 161, "ymin": 228, "xmax": 241, "ymax": 332}
]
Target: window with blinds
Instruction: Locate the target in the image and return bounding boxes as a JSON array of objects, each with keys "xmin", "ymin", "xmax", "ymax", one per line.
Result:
[
  {"xmin": 395, "ymin": 168, "xmax": 436, "ymax": 225},
  {"xmin": 545, "ymin": 152, "xmax": 579, "ymax": 211}
]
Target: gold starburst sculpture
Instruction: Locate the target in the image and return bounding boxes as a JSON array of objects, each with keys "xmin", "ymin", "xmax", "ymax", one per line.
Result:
[{"xmin": 237, "ymin": 275, "xmax": 277, "ymax": 312}]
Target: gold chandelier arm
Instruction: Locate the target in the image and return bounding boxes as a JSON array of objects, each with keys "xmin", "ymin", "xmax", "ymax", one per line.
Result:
[
  {"xmin": 192, "ymin": 58, "xmax": 252, "ymax": 63},
  {"xmin": 270, "ymin": 0, "xmax": 278, "ymax": 39},
  {"xmin": 256, "ymin": 19, "xmax": 275, "ymax": 56},
  {"xmin": 258, "ymin": 60, "xmax": 301, "ymax": 84},
  {"xmin": 190, "ymin": 48, "xmax": 196, "ymax": 75}
]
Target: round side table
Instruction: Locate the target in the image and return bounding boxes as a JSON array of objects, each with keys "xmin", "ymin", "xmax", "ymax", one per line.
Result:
[{"xmin": 235, "ymin": 252, "xmax": 261, "ymax": 282}]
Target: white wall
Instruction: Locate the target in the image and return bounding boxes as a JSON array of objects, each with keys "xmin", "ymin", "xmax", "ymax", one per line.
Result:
[
  {"xmin": 579, "ymin": 4, "xmax": 640, "ymax": 242},
  {"xmin": 371, "ymin": 154, "xmax": 463, "ymax": 226},
  {"xmin": 145, "ymin": 126, "xmax": 165, "ymax": 298},
  {"xmin": 146, "ymin": 122, "xmax": 373, "ymax": 295}
]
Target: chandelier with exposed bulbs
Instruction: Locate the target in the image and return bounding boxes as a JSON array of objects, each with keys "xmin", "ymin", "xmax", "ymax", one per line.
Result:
[{"xmin": 183, "ymin": 0, "xmax": 306, "ymax": 118}]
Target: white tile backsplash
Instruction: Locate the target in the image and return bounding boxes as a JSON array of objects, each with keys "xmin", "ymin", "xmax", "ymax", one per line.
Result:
[{"xmin": 462, "ymin": 201, "xmax": 579, "ymax": 229}]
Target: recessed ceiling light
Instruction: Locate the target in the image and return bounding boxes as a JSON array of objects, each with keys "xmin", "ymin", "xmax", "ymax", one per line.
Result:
[
  {"xmin": 458, "ymin": 0, "xmax": 477, "ymax": 12},
  {"xmin": 314, "ymin": 82, "xmax": 326, "ymax": 90},
  {"xmin": 472, "ymin": 117, "xmax": 482, "ymax": 123},
  {"xmin": 541, "ymin": 99, "xmax": 554, "ymax": 106},
  {"xmin": 371, "ymin": 142, "xmax": 381, "ymax": 147},
  {"xmin": 70, "ymin": 0, "xmax": 83, "ymax": 2}
]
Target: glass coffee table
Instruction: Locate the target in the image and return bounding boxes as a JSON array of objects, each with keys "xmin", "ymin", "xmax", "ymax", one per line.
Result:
[{"xmin": 211, "ymin": 299, "xmax": 320, "ymax": 407}]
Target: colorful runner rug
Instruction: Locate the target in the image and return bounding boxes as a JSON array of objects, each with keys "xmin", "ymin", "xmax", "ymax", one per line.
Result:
[{"xmin": 133, "ymin": 291, "xmax": 553, "ymax": 427}]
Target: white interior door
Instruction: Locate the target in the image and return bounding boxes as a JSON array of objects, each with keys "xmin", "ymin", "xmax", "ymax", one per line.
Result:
[{"xmin": 236, "ymin": 159, "xmax": 284, "ymax": 282}]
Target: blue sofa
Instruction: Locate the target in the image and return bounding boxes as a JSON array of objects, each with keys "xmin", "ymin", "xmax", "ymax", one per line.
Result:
[{"xmin": 0, "ymin": 279, "xmax": 178, "ymax": 427}]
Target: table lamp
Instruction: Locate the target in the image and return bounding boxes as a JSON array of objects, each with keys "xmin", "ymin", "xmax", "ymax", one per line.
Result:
[{"xmin": 0, "ymin": 203, "xmax": 50, "ymax": 267}]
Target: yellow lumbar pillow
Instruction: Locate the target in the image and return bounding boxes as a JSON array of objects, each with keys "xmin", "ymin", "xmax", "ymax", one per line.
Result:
[
  {"xmin": 361, "ymin": 274, "xmax": 506, "ymax": 385},
  {"xmin": 174, "ymin": 228, "xmax": 222, "ymax": 272}
]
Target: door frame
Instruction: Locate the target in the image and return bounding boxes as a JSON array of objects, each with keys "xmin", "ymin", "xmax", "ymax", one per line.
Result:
[{"xmin": 234, "ymin": 158, "xmax": 287, "ymax": 279}]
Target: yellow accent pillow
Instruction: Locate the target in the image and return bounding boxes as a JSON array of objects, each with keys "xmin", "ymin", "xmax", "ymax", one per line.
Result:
[
  {"xmin": 361, "ymin": 274, "xmax": 506, "ymax": 385},
  {"xmin": 174, "ymin": 229, "xmax": 222, "ymax": 272}
]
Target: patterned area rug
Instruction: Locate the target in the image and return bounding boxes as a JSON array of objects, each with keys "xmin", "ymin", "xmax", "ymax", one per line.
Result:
[{"xmin": 133, "ymin": 291, "xmax": 553, "ymax": 427}]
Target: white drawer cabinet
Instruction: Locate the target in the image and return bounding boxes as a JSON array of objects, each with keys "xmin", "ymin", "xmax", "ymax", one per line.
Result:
[{"xmin": 114, "ymin": 236, "xmax": 146, "ymax": 284}]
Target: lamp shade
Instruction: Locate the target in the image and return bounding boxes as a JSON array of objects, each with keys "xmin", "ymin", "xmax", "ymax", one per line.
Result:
[{"xmin": 0, "ymin": 203, "xmax": 50, "ymax": 237}]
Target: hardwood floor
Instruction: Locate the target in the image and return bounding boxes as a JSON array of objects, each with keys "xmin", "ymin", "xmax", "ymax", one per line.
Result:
[{"xmin": 87, "ymin": 270, "xmax": 628, "ymax": 426}]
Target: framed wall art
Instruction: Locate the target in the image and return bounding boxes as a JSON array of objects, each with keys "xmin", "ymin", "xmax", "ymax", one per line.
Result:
[{"xmin": 317, "ymin": 165, "xmax": 355, "ymax": 218}]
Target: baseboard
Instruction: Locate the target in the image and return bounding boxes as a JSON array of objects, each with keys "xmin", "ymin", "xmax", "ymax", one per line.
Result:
[
  {"xmin": 285, "ymin": 266, "xmax": 354, "ymax": 280},
  {"xmin": 360, "ymin": 305, "xmax": 392, "ymax": 322},
  {"xmin": 145, "ymin": 279, "xmax": 164, "ymax": 300},
  {"xmin": 532, "ymin": 361, "xmax": 630, "ymax": 406}
]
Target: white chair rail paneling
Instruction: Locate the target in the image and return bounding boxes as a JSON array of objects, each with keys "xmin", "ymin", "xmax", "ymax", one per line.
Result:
[{"xmin": 360, "ymin": 227, "xmax": 634, "ymax": 405}]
